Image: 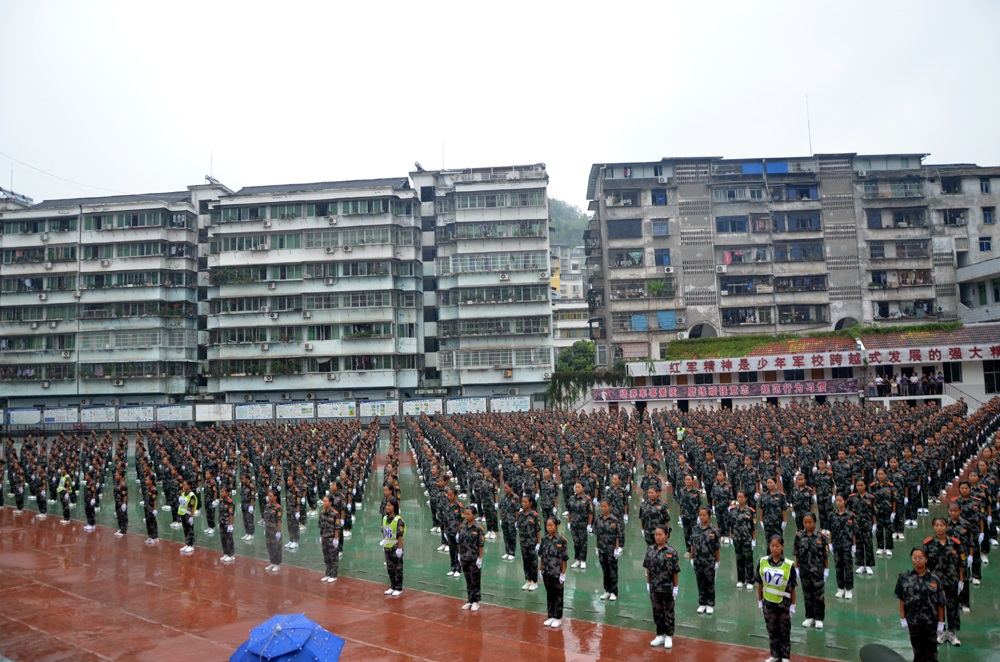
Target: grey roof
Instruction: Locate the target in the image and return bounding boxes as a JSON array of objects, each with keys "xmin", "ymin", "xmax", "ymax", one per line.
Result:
[
  {"xmin": 32, "ymin": 191, "xmax": 191, "ymax": 210},
  {"xmin": 230, "ymin": 177, "xmax": 410, "ymax": 198}
]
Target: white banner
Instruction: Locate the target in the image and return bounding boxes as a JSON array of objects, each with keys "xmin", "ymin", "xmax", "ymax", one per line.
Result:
[
  {"xmin": 317, "ymin": 401, "xmax": 356, "ymax": 418},
  {"xmin": 43, "ymin": 408, "xmax": 78, "ymax": 424},
  {"xmin": 118, "ymin": 406, "xmax": 155, "ymax": 423},
  {"xmin": 235, "ymin": 403, "xmax": 273, "ymax": 420},
  {"xmin": 156, "ymin": 405, "xmax": 193, "ymax": 422},
  {"xmin": 80, "ymin": 407, "xmax": 116, "ymax": 423},
  {"xmin": 446, "ymin": 397, "xmax": 488, "ymax": 415},
  {"xmin": 196, "ymin": 403, "xmax": 233, "ymax": 422},
  {"xmin": 402, "ymin": 399, "xmax": 443, "ymax": 416},
  {"xmin": 8, "ymin": 408, "xmax": 41, "ymax": 425},
  {"xmin": 275, "ymin": 402, "xmax": 315, "ymax": 420},
  {"xmin": 490, "ymin": 395, "xmax": 531, "ymax": 413},
  {"xmin": 359, "ymin": 400, "xmax": 399, "ymax": 418}
]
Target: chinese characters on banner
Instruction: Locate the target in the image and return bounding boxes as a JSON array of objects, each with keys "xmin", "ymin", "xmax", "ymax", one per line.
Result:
[
  {"xmin": 592, "ymin": 378, "xmax": 860, "ymax": 402},
  {"xmin": 631, "ymin": 346, "xmax": 990, "ymax": 377}
]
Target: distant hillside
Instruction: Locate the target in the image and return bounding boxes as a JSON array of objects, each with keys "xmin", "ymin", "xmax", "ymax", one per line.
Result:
[{"xmin": 549, "ymin": 198, "xmax": 589, "ymax": 247}]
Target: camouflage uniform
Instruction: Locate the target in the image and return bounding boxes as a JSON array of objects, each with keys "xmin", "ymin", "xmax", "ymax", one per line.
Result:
[
  {"xmin": 946, "ymin": 517, "xmax": 974, "ymax": 609},
  {"xmin": 644, "ymin": 543, "xmax": 681, "ymax": 637},
  {"xmin": 894, "ymin": 569, "xmax": 945, "ymax": 662},
  {"xmin": 758, "ymin": 491, "xmax": 787, "ymax": 544},
  {"xmin": 539, "ymin": 476, "xmax": 559, "ymax": 519},
  {"xmin": 828, "ymin": 510, "xmax": 857, "ymax": 591},
  {"xmin": 640, "ymin": 497, "xmax": 670, "ymax": 547},
  {"xmin": 847, "ymin": 491, "xmax": 876, "ymax": 568},
  {"xmin": 794, "ymin": 529, "xmax": 829, "ymax": 622},
  {"xmin": 755, "ymin": 556, "xmax": 798, "ymax": 661},
  {"xmin": 567, "ymin": 493, "xmax": 594, "ymax": 563},
  {"xmin": 499, "ymin": 491, "xmax": 520, "ymax": 557},
  {"xmin": 458, "ymin": 520, "xmax": 485, "ymax": 604},
  {"xmin": 517, "ymin": 508, "xmax": 541, "ymax": 584},
  {"xmin": 710, "ymin": 480, "xmax": 733, "ymax": 538},
  {"xmin": 319, "ymin": 505, "xmax": 340, "ymax": 579},
  {"xmin": 689, "ymin": 522, "xmax": 721, "ymax": 607},
  {"xmin": 953, "ymin": 496, "xmax": 985, "ymax": 581},
  {"xmin": 790, "ymin": 484, "xmax": 816, "ymax": 532},
  {"xmin": 831, "ymin": 459, "xmax": 854, "ymax": 499},
  {"xmin": 923, "ymin": 535, "xmax": 965, "ymax": 635},
  {"xmin": 870, "ymin": 480, "xmax": 897, "ymax": 552},
  {"xmin": 443, "ymin": 498, "xmax": 464, "ymax": 573},
  {"xmin": 539, "ymin": 533, "xmax": 569, "ymax": 620},
  {"xmin": 607, "ymin": 483, "xmax": 629, "ymax": 522},
  {"xmin": 677, "ymin": 487, "xmax": 702, "ymax": 551},
  {"xmin": 730, "ymin": 504, "xmax": 757, "ymax": 584},
  {"xmin": 813, "ymin": 469, "xmax": 835, "ymax": 530},
  {"xmin": 595, "ymin": 512, "xmax": 624, "ymax": 596}
]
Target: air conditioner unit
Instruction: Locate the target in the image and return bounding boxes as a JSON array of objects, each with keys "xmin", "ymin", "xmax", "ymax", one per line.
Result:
[
  {"xmin": 61, "ymin": 350, "xmax": 72, "ymax": 358},
  {"xmin": 113, "ymin": 379, "xmax": 125, "ymax": 387},
  {"xmin": 720, "ymin": 290, "xmax": 730, "ymax": 296},
  {"xmin": 500, "ymin": 272, "xmax": 510, "ymax": 281},
  {"xmin": 324, "ymin": 246, "xmax": 337, "ymax": 254},
  {"xmin": 502, "ymin": 369, "xmax": 513, "ymax": 378},
  {"xmin": 677, "ymin": 332, "xmax": 689, "ymax": 340},
  {"xmin": 41, "ymin": 232, "xmax": 50, "ymax": 242},
  {"xmin": 260, "ymin": 306, "xmax": 271, "ymax": 313},
  {"xmin": 324, "ymin": 277, "xmax": 336, "ymax": 285},
  {"xmin": 268, "ymin": 281, "xmax": 277, "ymax": 290},
  {"xmin": 264, "ymin": 375, "xmax": 273, "ymax": 383},
  {"xmin": 342, "ymin": 391, "xmax": 352, "ymax": 399},
  {"xmin": 676, "ymin": 316, "xmax": 686, "ymax": 324},
  {"xmin": 543, "ymin": 372, "xmax": 551, "ymax": 379},
  {"xmin": 327, "ymin": 373, "xmax": 339, "ymax": 381},
  {"xmin": 937, "ymin": 306, "xmax": 944, "ymax": 313},
  {"xmin": 101, "ymin": 259, "xmax": 111, "ymax": 267},
  {"xmin": 507, "ymin": 388, "xmax": 518, "ymax": 396},
  {"xmin": 658, "ymin": 177, "xmax": 668, "ymax": 184},
  {"xmin": 328, "ymin": 217, "xmax": 338, "ymax": 225},
  {"xmin": 857, "ymin": 170, "xmax": 867, "ymax": 178},
  {"xmin": 262, "ymin": 220, "xmax": 272, "ymax": 228},
  {"xmin": 260, "ymin": 343, "xmax": 269, "ymax": 351},
  {"xmin": 49, "ymin": 320, "xmax": 57, "ymax": 328},
  {"xmin": 663, "ymin": 266, "xmax": 674, "ymax": 274},
  {"xmin": 73, "ymin": 289, "xmax": 83, "ymax": 298},
  {"xmin": 80, "ymin": 399, "xmax": 90, "ymax": 406},
  {"xmin": 536, "ymin": 295, "xmax": 547, "ymax": 301},
  {"xmin": 385, "ymin": 390, "xmax": 396, "ymax": 398},
  {"xmin": 715, "ymin": 265, "xmax": 727, "ymax": 273},
  {"xmin": 244, "ymin": 394, "xmax": 253, "ymax": 402},
  {"xmin": 304, "ymin": 343, "xmax": 314, "ymax": 351},
  {"xmin": 38, "ymin": 293, "xmax": 47, "ymax": 301},
  {"xmin": 30, "ymin": 322, "xmax": 39, "ymax": 329},
  {"xmin": 342, "ymin": 245, "xmax": 353, "ymax": 253},
  {"xmin": 281, "ymin": 392, "xmax": 290, "ymax": 400},
  {"xmin": 269, "ymin": 312, "xmax": 279, "ymax": 320},
  {"xmin": 539, "ymin": 271, "xmax": 548, "ymax": 279},
  {"xmin": 306, "ymin": 392, "xmax": 315, "ymax": 400},
  {"xmin": 42, "ymin": 380, "xmax": 50, "ymax": 388},
  {"xmin": 110, "ymin": 398, "xmax": 120, "ymax": 407},
  {"xmin": 302, "ymin": 311, "xmax": 312, "ymax": 319},
  {"xmin": 44, "ymin": 262, "xmax": 53, "ymax": 269}
]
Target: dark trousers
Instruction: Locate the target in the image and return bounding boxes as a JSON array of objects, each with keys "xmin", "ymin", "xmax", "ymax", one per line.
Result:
[
  {"xmin": 763, "ymin": 522, "xmax": 782, "ymax": 546},
  {"xmin": 14, "ymin": 489, "xmax": 25, "ymax": 511},
  {"xmin": 856, "ymin": 530, "xmax": 875, "ymax": 567},
  {"xmin": 502, "ymin": 521, "xmax": 517, "ymax": 556},
  {"xmin": 959, "ymin": 571, "xmax": 971, "ymax": 608},
  {"xmin": 971, "ymin": 545, "xmax": 983, "ymax": 580},
  {"xmin": 908, "ymin": 623, "xmax": 939, "ymax": 662},
  {"xmin": 650, "ymin": 590, "xmax": 675, "ymax": 636},
  {"xmin": 116, "ymin": 504, "xmax": 128, "ymax": 533},
  {"xmin": 37, "ymin": 491, "xmax": 47, "ymax": 514},
  {"xmin": 61, "ymin": 494, "xmax": 71, "ymax": 521},
  {"xmin": 876, "ymin": 517, "xmax": 893, "ymax": 550},
  {"xmin": 735, "ymin": 540, "xmax": 755, "ymax": 583},
  {"xmin": 446, "ymin": 531, "xmax": 459, "ymax": 571},
  {"xmin": 943, "ymin": 583, "xmax": 960, "ymax": 632},
  {"xmin": 598, "ymin": 550, "xmax": 618, "ymax": 595},
  {"xmin": 221, "ymin": 526, "xmax": 235, "ymax": 557},
  {"xmin": 893, "ymin": 506, "xmax": 905, "ymax": 534},
  {"xmin": 287, "ymin": 513, "xmax": 300, "ymax": 543},
  {"xmin": 694, "ymin": 564, "xmax": 716, "ymax": 607},
  {"xmin": 265, "ymin": 529, "xmax": 282, "ymax": 564},
  {"xmin": 85, "ymin": 503, "xmax": 96, "ymax": 526},
  {"xmin": 818, "ymin": 501, "xmax": 833, "ymax": 531},
  {"xmin": 461, "ymin": 558, "xmax": 481, "ymax": 603},
  {"xmin": 145, "ymin": 507, "xmax": 158, "ymax": 539},
  {"xmin": 205, "ymin": 504, "xmax": 216, "ymax": 529},
  {"xmin": 682, "ymin": 517, "xmax": 695, "ymax": 551},
  {"xmin": 904, "ymin": 494, "xmax": 918, "ymax": 520},
  {"xmin": 543, "ymin": 574, "xmax": 564, "ymax": 619},
  {"xmin": 834, "ymin": 549, "xmax": 854, "ymax": 590},
  {"xmin": 762, "ymin": 602, "xmax": 791, "ymax": 660},
  {"xmin": 484, "ymin": 504, "xmax": 498, "ymax": 532},
  {"xmin": 242, "ymin": 506, "xmax": 255, "ymax": 536},
  {"xmin": 644, "ymin": 531, "xmax": 655, "ymax": 547},
  {"xmin": 571, "ymin": 526, "xmax": 588, "ymax": 562},
  {"xmin": 801, "ymin": 573, "xmax": 825, "ymax": 621},
  {"xmin": 182, "ymin": 515, "xmax": 194, "ymax": 546},
  {"xmin": 521, "ymin": 543, "xmax": 539, "ymax": 583},
  {"xmin": 385, "ymin": 547, "xmax": 403, "ymax": 590},
  {"xmin": 321, "ymin": 537, "xmax": 339, "ymax": 578}
]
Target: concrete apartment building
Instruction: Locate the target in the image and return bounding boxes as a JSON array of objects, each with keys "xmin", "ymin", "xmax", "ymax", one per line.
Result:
[
  {"xmin": 584, "ymin": 154, "xmax": 1000, "ymax": 367},
  {"xmin": 0, "ymin": 164, "xmax": 553, "ymax": 407}
]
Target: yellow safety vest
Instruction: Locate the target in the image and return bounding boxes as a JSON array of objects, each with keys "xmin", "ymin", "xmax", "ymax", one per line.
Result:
[
  {"xmin": 759, "ymin": 557, "xmax": 794, "ymax": 604},
  {"xmin": 57, "ymin": 475, "xmax": 71, "ymax": 493},
  {"xmin": 179, "ymin": 491, "xmax": 197, "ymax": 516},
  {"xmin": 381, "ymin": 515, "xmax": 403, "ymax": 548}
]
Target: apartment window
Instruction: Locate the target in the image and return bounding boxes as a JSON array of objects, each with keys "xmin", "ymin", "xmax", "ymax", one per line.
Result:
[
  {"xmin": 693, "ymin": 374, "xmax": 713, "ymax": 385},
  {"xmin": 943, "ymin": 209, "xmax": 968, "ymax": 225},
  {"xmin": 984, "ymin": 207, "xmax": 995, "ymax": 225},
  {"xmin": 421, "ymin": 186, "xmax": 435, "ymax": 202},
  {"xmin": 980, "ymin": 237, "xmax": 992, "ymax": 252},
  {"xmin": 866, "ymin": 210, "xmax": 883, "ymax": 229},
  {"xmin": 651, "ymin": 189, "xmax": 668, "ymax": 206},
  {"xmin": 900, "ymin": 157, "xmax": 911, "ymax": 168},
  {"xmin": 654, "ymin": 249, "xmax": 671, "ymax": 267},
  {"xmin": 993, "ymin": 279, "xmax": 1000, "ymax": 303},
  {"xmin": 651, "ymin": 219, "xmax": 670, "ymax": 237},
  {"xmin": 773, "ymin": 212, "xmax": 821, "ymax": 232},
  {"xmin": 981, "ymin": 178, "xmax": 991, "ymax": 194},
  {"xmin": 942, "ymin": 362, "xmax": 962, "ymax": 384},
  {"xmin": 979, "ymin": 282, "xmax": 988, "ymax": 306},
  {"xmin": 783, "ymin": 369, "xmax": 806, "ymax": 381},
  {"xmin": 831, "ymin": 367, "xmax": 853, "ymax": 379},
  {"xmin": 869, "ymin": 241, "xmax": 886, "ymax": 259},
  {"xmin": 985, "ymin": 360, "xmax": 1000, "ymax": 394},
  {"xmin": 716, "ymin": 216, "xmax": 748, "ymax": 233},
  {"xmin": 653, "ymin": 165, "xmax": 663, "ymax": 177},
  {"xmin": 738, "ymin": 371, "xmax": 758, "ymax": 383},
  {"xmin": 607, "ymin": 218, "xmax": 643, "ymax": 239},
  {"xmin": 941, "ymin": 178, "xmax": 962, "ymax": 194}
]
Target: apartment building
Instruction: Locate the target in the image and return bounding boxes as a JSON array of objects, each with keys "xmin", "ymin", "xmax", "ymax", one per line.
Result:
[
  {"xmin": 0, "ymin": 183, "xmax": 226, "ymax": 407},
  {"xmin": 585, "ymin": 154, "xmax": 1000, "ymax": 366}
]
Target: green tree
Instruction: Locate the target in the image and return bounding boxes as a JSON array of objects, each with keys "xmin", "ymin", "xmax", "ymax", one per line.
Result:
[
  {"xmin": 549, "ymin": 198, "xmax": 589, "ymax": 247},
  {"xmin": 556, "ymin": 340, "xmax": 595, "ymax": 371}
]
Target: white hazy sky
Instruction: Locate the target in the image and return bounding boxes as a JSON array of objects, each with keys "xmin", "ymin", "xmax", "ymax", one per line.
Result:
[{"xmin": 2, "ymin": 0, "xmax": 998, "ymax": 211}]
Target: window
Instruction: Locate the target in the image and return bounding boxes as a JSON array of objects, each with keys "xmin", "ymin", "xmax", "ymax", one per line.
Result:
[
  {"xmin": 693, "ymin": 374, "xmax": 713, "ymax": 385},
  {"xmin": 979, "ymin": 282, "xmax": 988, "ymax": 306},
  {"xmin": 270, "ymin": 204, "xmax": 301, "ymax": 219},
  {"xmin": 773, "ymin": 212, "xmax": 821, "ymax": 232},
  {"xmin": 943, "ymin": 209, "xmax": 968, "ymax": 225},
  {"xmin": 651, "ymin": 189, "xmax": 668, "ymax": 206},
  {"xmin": 651, "ymin": 219, "xmax": 670, "ymax": 237},
  {"xmin": 866, "ymin": 210, "xmax": 883, "ymax": 229},
  {"xmin": 985, "ymin": 360, "xmax": 1000, "ymax": 394},
  {"xmin": 654, "ymin": 249, "xmax": 671, "ymax": 267},
  {"xmin": 942, "ymin": 362, "xmax": 962, "ymax": 384},
  {"xmin": 713, "ymin": 187, "xmax": 764, "ymax": 203},
  {"xmin": 784, "ymin": 184, "xmax": 819, "ymax": 201},
  {"xmin": 738, "ymin": 371, "xmax": 758, "ymax": 383},
  {"xmin": 993, "ymin": 279, "xmax": 1000, "ymax": 303},
  {"xmin": 716, "ymin": 216, "xmax": 748, "ymax": 233},
  {"xmin": 607, "ymin": 219, "xmax": 643, "ymax": 239},
  {"xmin": 981, "ymin": 237, "xmax": 993, "ymax": 252},
  {"xmin": 831, "ymin": 367, "xmax": 853, "ymax": 379},
  {"xmin": 869, "ymin": 241, "xmax": 885, "ymax": 259},
  {"xmin": 984, "ymin": 207, "xmax": 995, "ymax": 225},
  {"xmin": 783, "ymin": 369, "xmax": 805, "ymax": 381},
  {"xmin": 421, "ymin": 186, "xmax": 435, "ymax": 202},
  {"xmin": 981, "ymin": 178, "xmax": 991, "ymax": 194},
  {"xmin": 941, "ymin": 178, "xmax": 962, "ymax": 194},
  {"xmin": 653, "ymin": 165, "xmax": 663, "ymax": 177},
  {"xmin": 773, "ymin": 241, "xmax": 824, "ymax": 262}
]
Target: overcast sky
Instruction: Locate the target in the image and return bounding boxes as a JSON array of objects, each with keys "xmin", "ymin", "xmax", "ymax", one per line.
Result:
[{"xmin": 2, "ymin": 1, "xmax": 998, "ymax": 211}]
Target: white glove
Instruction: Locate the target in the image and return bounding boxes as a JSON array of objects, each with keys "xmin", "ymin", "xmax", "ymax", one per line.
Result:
[
  {"xmin": 276, "ymin": 531, "xmax": 281, "ymax": 540},
  {"xmin": 248, "ymin": 505, "xmax": 254, "ymax": 513},
  {"xmin": 890, "ymin": 513, "xmax": 896, "ymax": 522},
  {"xmin": 967, "ymin": 555, "xmax": 973, "ymax": 569},
  {"xmin": 831, "ymin": 495, "xmax": 836, "ymax": 504},
  {"xmin": 340, "ymin": 519, "xmax": 345, "ymax": 526},
  {"xmin": 679, "ymin": 518, "xmax": 684, "ymax": 525},
  {"xmin": 758, "ymin": 600, "xmax": 764, "ymax": 612},
  {"xmin": 714, "ymin": 561, "xmax": 720, "ymax": 571},
  {"xmin": 900, "ymin": 618, "xmax": 908, "ymax": 630},
  {"xmin": 979, "ymin": 532, "xmax": 985, "ymax": 544},
  {"xmin": 917, "ymin": 485, "xmax": 921, "ymax": 493},
  {"xmin": 904, "ymin": 497, "xmax": 908, "ymax": 505},
  {"xmin": 552, "ymin": 507, "xmax": 557, "ymax": 515},
  {"xmin": 90, "ymin": 499, "xmax": 95, "ymax": 506},
  {"xmin": 395, "ymin": 547, "xmax": 403, "ymax": 558},
  {"xmin": 958, "ymin": 580, "xmax": 964, "ymax": 592},
  {"xmin": 596, "ymin": 546, "xmax": 600, "ymax": 557},
  {"xmin": 226, "ymin": 525, "xmax": 233, "ymax": 533},
  {"xmin": 823, "ymin": 568, "xmax": 829, "ymax": 581},
  {"xmin": 691, "ymin": 559, "xmax": 695, "ymax": 567},
  {"xmin": 852, "ymin": 545, "xmax": 856, "ymax": 555},
  {"xmin": 646, "ymin": 582, "xmax": 651, "ymax": 593},
  {"xmin": 751, "ymin": 539, "xmax": 757, "ymax": 549},
  {"xmin": 535, "ymin": 543, "xmax": 540, "ymax": 554},
  {"xmin": 212, "ymin": 500, "xmax": 219, "ymax": 508},
  {"xmin": 614, "ymin": 547, "xmax": 622, "ymax": 559},
  {"xmin": 781, "ymin": 521, "xmax": 787, "ymax": 531},
  {"xmin": 475, "ymin": 557, "xmax": 482, "ymax": 569},
  {"xmin": 188, "ymin": 517, "xmax": 194, "ymax": 525},
  {"xmin": 295, "ymin": 512, "xmax": 300, "ymax": 520},
  {"xmin": 495, "ymin": 503, "xmax": 499, "ymax": 510},
  {"xmin": 672, "ymin": 586, "xmax": 678, "ymax": 600},
  {"xmin": 623, "ymin": 514, "xmax": 629, "ymax": 523},
  {"xmin": 812, "ymin": 495, "xmax": 817, "ymax": 503},
  {"xmin": 937, "ymin": 621, "xmax": 945, "ymax": 634},
  {"xmin": 559, "ymin": 573, "xmax": 565, "ymax": 584},
  {"xmin": 593, "ymin": 498, "xmax": 599, "ymax": 507},
  {"xmin": 300, "ymin": 497, "xmax": 306, "ymax": 505},
  {"xmin": 352, "ymin": 489, "xmax": 356, "ymax": 495},
  {"xmin": 121, "ymin": 503, "xmax": 127, "ymax": 512},
  {"xmin": 535, "ymin": 493, "xmax": 540, "ymax": 501},
  {"xmin": 313, "ymin": 486, "xmax": 318, "ymax": 493},
  {"xmin": 332, "ymin": 538, "xmax": 339, "ymax": 548},
  {"xmin": 587, "ymin": 525, "xmax": 593, "ymax": 534},
  {"xmin": 789, "ymin": 603, "xmax": 796, "ymax": 615},
  {"xmin": 871, "ymin": 524, "xmax": 877, "ymax": 535}
]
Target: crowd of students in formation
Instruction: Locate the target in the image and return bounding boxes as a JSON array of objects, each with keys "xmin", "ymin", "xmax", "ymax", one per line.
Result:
[{"xmin": 3, "ymin": 396, "xmax": 999, "ymax": 662}]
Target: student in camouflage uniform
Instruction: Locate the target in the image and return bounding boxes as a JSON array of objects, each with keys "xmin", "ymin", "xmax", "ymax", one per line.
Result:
[
  {"xmin": 829, "ymin": 494, "xmax": 857, "ymax": 599},
  {"xmin": 644, "ymin": 525, "xmax": 680, "ymax": 649},
  {"xmin": 142, "ymin": 475, "xmax": 159, "ymax": 544},
  {"xmin": 945, "ymin": 501, "xmax": 974, "ymax": 612},
  {"xmin": 789, "ymin": 473, "xmax": 816, "ymax": 533},
  {"xmin": 640, "ymin": 485, "xmax": 670, "ymax": 547},
  {"xmin": 113, "ymin": 471, "xmax": 128, "ymax": 537},
  {"xmin": 900, "ymin": 447, "xmax": 921, "ymax": 526},
  {"xmin": 607, "ymin": 473, "xmax": 629, "ymax": 524},
  {"xmin": 284, "ymin": 475, "xmax": 302, "ymax": 550},
  {"xmin": 539, "ymin": 517, "xmax": 568, "ymax": 628},
  {"xmin": 538, "ymin": 467, "xmax": 559, "ymax": 521},
  {"xmin": 240, "ymin": 473, "xmax": 256, "ymax": 541},
  {"xmin": 756, "ymin": 534, "xmax": 798, "ymax": 662},
  {"xmin": 871, "ymin": 468, "xmax": 897, "ymax": 557},
  {"xmin": 848, "ymin": 479, "xmax": 877, "ymax": 574},
  {"xmin": 923, "ymin": 517, "xmax": 965, "ymax": 646},
  {"xmin": 218, "ymin": 484, "xmax": 236, "ymax": 563},
  {"xmin": 263, "ymin": 489, "xmax": 283, "ymax": 572},
  {"xmin": 203, "ymin": 469, "xmax": 219, "ymax": 536},
  {"xmin": 689, "ymin": 506, "xmax": 721, "ymax": 614},
  {"xmin": 953, "ymin": 481, "xmax": 986, "ymax": 586},
  {"xmin": 813, "ymin": 459, "xmax": 835, "ymax": 531},
  {"xmin": 730, "ymin": 490, "xmax": 757, "ymax": 589},
  {"xmin": 83, "ymin": 471, "xmax": 98, "ymax": 531},
  {"xmin": 499, "ymin": 482, "xmax": 520, "ymax": 560},
  {"xmin": 567, "ymin": 481, "xmax": 594, "ymax": 569},
  {"xmin": 757, "ymin": 478, "xmax": 788, "ymax": 547},
  {"xmin": 458, "ymin": 505, "xmax": 485, "ymax": 611},
  {"xmin": 594, "ymin": 499, "xmax": 624, "ymax": 600},
  {"xmin": 443, "ymin": 488, "xmax": 464, "ymax": 577},
  {"xmin": 894, "ymin": 546, "xmax": 945, "ymax": 662},
  {"xmin": 710, "ymin": 470, "xmax": 733, "ymax": 544},
  {"xmin": 793, "ymin": 513, "xmax": 829, "ymax": 629},
  {"xmin": 517, "ymin": 495, "xmax": 541, "ymax": 591},
  {"xmin": 677, "ymin": 474, "xmax": 702, "ymax": 556},
  {"xmin": 319, "ymin": 494, "xmax": 341, "ymax": 582}
]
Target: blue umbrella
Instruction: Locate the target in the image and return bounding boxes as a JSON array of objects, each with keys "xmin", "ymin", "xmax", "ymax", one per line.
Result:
[{"xmin": 231, "ymin": 614, "xmax": 345, "ymax": 662}]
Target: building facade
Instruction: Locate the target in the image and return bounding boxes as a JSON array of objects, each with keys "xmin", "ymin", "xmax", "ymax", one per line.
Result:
[{"xmin": 585, "ymin": 154, "xmax": 1000, "ymax": 366}]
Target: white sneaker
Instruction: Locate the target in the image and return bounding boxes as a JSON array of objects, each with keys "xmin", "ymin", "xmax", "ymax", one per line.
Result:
[
  {"xmin": 706, "ymin": 606, "xmax": 714, "ymax": 614},
  {"xmin": 321, "ymin": 576, "xmax": 331, "ymax": 583},
  {"xmin": 982, "ymin": 556, "xmax": 989, "ymax": 565},
  {"xmin": 580, "ymin": 561, "xmax": 586, "ymax": 570},
  {"xmin": 570, "ymin": 560, "xmax": 581, "ymax": 568},
  {"xmin": 343, "ymin": 530, "xmax": 352, "ymax": 538},
  {"xmin": 219, "ymin": 555, "xmax": 227, "ymax": 562},
  {"xmin": 885, "ymin": 550, "xmax": 892, "ymax": 558},
  {"xmin": 385, "ymin": 588, "xmax": 394, "ymax": 595},
  {"xmin": 609, "ymin": 593, "xmax": 617, "ymax": 601},
  {"xmin": 462, "ymin": 602, "xmax": 472, "ymax": 610},
  {"xmin": 856, "ymin": 566, "xmax": 866, "ymax": 575},
  {"xmin": 266, "ymin": 564, "xmax": 275, "ymax": 571},
  {"xmin": 284, "ymin": 542, "xmax": 292, "ymax": 548},
  {"xmin": 600, "ymin": 592, "xmax": 610, "ymax": 600},
  {"xmin": 204, "ymin": 528, "xmax": 214, "ymax": 535},
  {"xmin": 815, "ymin": 620, "xmax": 824, "ymax": 629},
  {"xmin": 949, "ymin": 631, "xmax": 961, "ymax": 646},
  {"xmin": 765, "ymin": 658, "xmax": 779, "ymax": 662},
  {"xmin": 803, "ymin": 618, "xmax": 815, "ymax": 628},
  {"xmin": 289, "ymin": 542, "xmax": 298, "ymax": 549},
  {"xmin": 391, "ymin": 590, "xmax": 402, "ymax": 596},
  {"xmin": 835, "ymin": 589, "xmax": 845, "ymax": 598},
  {"xmin": 747, "ymin": 583, "xmax": 754, "ymax": 591},
  {"xmin": 961, "ymin": 605, "xmax": 970, "ymax": 613},
  {"xmin": 544, "ymin": 618, "xmax": 555, "ymax": 627},
  {"xmin": 550, "ymin": 619, "xmax": 561, "ymax": 627},
  {"xmin": 269, "ymin": 565, "xmax": 280, "ymax": 572},
  {"xmin": 144, "ymin": 538, "xmax": 154, "ymax": 545},
  {"xmin": 972, "ymin": 578, "xmax": 981, "ymax": 586},
  {"xmin": 528, "ymin": 582, "xmax": 538, "ymax": 591},
  {"xmin": 845, "ymin": 590, "xmax": 853, "ymax": 599},
  {"xmin": 697, "ymin": 605, "xmax": 707, "ymax": 614},
  {"xmin": 866, "ymin": 566, "xmax": 874, "ymax": 575},
  {"xmin": 937, "ymin": 631, "xmax": 947, "ymax": 644},
  {"xmin": 471, "ymin": 602, "xmax": 479, "ymax": 611},
  {"xmin": 876, "ymin": 549, "xmax": 884, "ymax": 557},
  {"xmin": 737, "ymin": 582, "xmax": 745, "ymax": 588},
  {"xmin": 650, "ymin": 635, "xmax": 665, "ymax": 647},
  {"xmin": 663, "ymin": 636, "xmax": 673, "ymax": 649}
]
